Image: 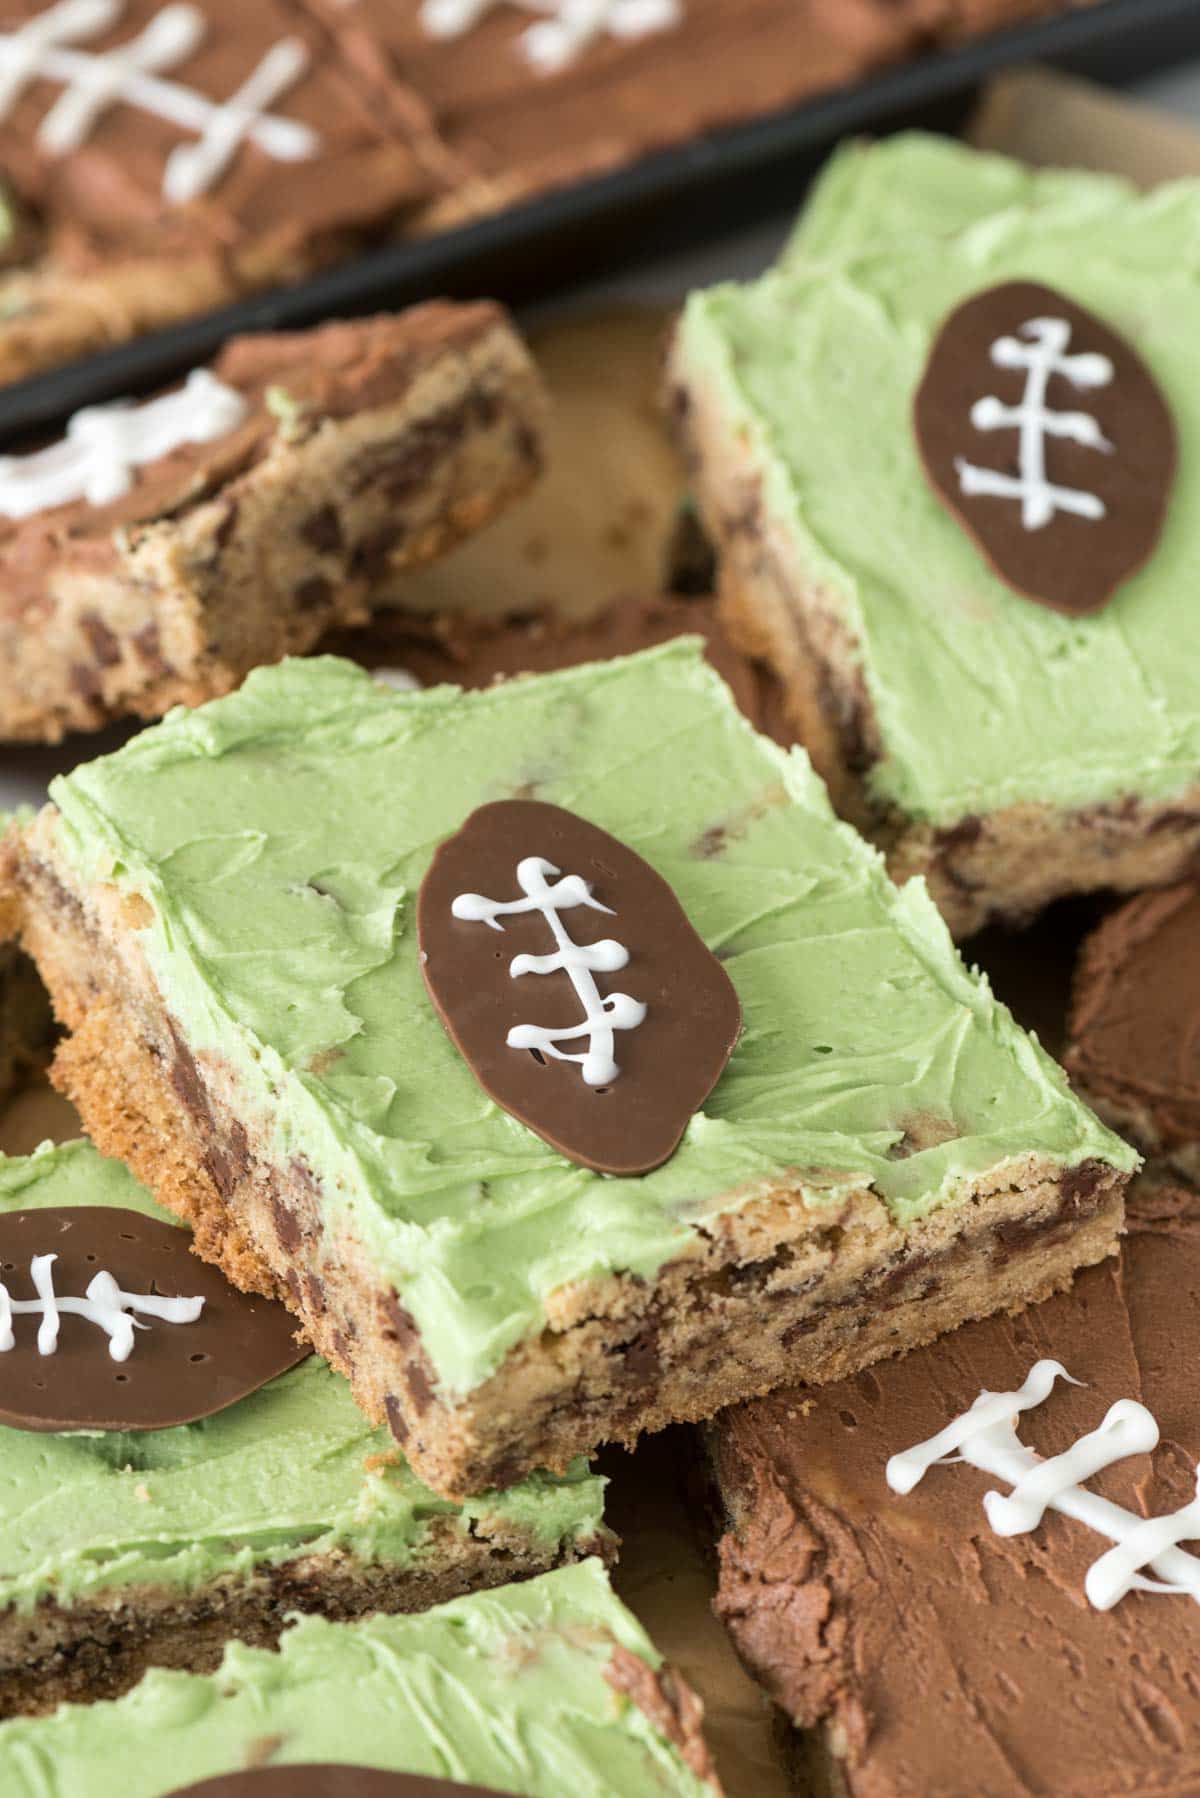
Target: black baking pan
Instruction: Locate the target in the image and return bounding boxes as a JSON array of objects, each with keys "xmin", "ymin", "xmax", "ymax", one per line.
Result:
[{"xmin": 1, "ymin": 0, "xmax": 1198, "ymax": 442}]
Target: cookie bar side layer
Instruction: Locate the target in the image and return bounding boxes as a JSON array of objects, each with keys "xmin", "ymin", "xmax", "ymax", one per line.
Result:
[
  {"xmin": 1, "ymin": 648, "xmax": 1133, "ymax": 1499},
  {"xmin": 666, "ymin": 321, "xmax": 1200, "ymax": 939},
  {"xmin": 0, "ymin": 1561, "xmax": 723, "ymax": 1798},
  {"xmin": 0, "ymin": 305, "xmax": 546, "ymax": 744}
]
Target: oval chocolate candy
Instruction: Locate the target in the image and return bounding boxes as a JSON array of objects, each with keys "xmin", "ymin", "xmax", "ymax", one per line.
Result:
[
  {"xmin": 913, "ymin": 280, "xmax": 1176, "ymax": 616},
  {"xmin": 418, "ymin": 800, "xmax": 742, "ymax": 1176},
  {"xmin": 0, "ymin": 1206, "xmax": 308, "ymax": 1432},
  {"xmin": 172, "ymin": 1772, "xmax": 507, "ymax": 1796}
]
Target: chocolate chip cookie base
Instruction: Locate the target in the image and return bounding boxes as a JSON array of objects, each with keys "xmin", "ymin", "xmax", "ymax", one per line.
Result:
[
  {"xmin": 0, "ymin": 304, "xmax": 545, "ymax": 744},
  {"xmin": 667, "ymin": 362, "xmax": 1200, "ymax": 940},
  {"xmin": 0, "ymin": 1525, "xmax": 607, "ymax": 1722},
  {"xmin": 4, "ymin": 831, "xmax": 1128, "ymax": 1501}
]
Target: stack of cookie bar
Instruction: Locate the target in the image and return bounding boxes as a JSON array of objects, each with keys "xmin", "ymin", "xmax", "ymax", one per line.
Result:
[
  {"xmin": 666, "ymin": 130, "xmax": 1200, "ymax": 1795},
  {"xmin": 0, "ymin": 0, "xmax": 1098, "ymax": 385},
  {"xmin": 0, "ymin": 90, "xmax": 1198, "ymax": 1798}
]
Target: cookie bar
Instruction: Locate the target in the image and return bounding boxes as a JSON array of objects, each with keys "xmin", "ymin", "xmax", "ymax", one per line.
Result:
[
  {"xmin": 1065, "ymin": 883, "xmax": 1200, "ymax": 1184},
  {"xmin": 2, "ymin": 642, "xmax": 1134, "ymax": 1499},
  {"xmin": 0, "ymin": 0, "xmax": 439, "ymax": 386},
  {"xmin": 0, "ymin": 4, "xmax": 1097, "ymax": 385},
  {"xmin": 0, "ymin": 1138, "xmax": 608, "ymax": 1718},
  {"xmin": 669, "ymin": 134, "xmax": 1200, "ymax": 937},
  {"xmin": 0, "ymin": 1559, "xmax": 721, "ymax": 1796},
  {"xmin": 0, "ymin": 303, "xmax": 544, "ymax": 743},
  {"xmin": 708, "ymin": 1173, "xmax": 1200, "ymax": 1798}
]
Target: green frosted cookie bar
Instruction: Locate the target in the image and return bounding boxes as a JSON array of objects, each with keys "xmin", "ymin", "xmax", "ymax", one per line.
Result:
[
  {"xmin": 0, "ymin": 1559, "xmax": 720, "ymax": 1797},
  {"xmin": 2, "ymin": 646, "xmax": 1133, "ymax": 1498},
  {"xmin": 670, "ymin": 134, "xmax": 1200, "ymax": 935},
  {"xmin": 0, "ymin": 1140, "xmax": 606, "ymax": 1718}
]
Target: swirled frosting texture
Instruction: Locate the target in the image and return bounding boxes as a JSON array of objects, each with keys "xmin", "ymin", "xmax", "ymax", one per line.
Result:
[
  {"xmin": 0, "ymin": 1141, "xmax": 603, "ymax": 1612},
  {"xmin": 677, "ymin": 134, "xmax": 1200, "ymax": 825},
  {"xmin": 44, "ymin": 647, "xmax": 1132, "ymax": 1394},
  {"xmin": 0, "ymin": 1560, "xmax": 712, "ymax": 1797}
]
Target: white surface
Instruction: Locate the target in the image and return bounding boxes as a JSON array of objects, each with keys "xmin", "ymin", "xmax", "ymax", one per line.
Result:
[{"xmin": 4, "ymin": 59, "xmax": 1200, "ymax": 814}]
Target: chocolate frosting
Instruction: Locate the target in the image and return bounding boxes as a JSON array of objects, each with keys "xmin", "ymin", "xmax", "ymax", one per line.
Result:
[
  {"xmin": 914, "ymin": 281, "xmax": 1176, "ymax": 615},
  {"xmin": 0, "ymin": 0, "xmax": 430, "ymax": 269},
  {"xmin": 0, "ymin": 1205, "xmax": 308, "ymax": 1431},
  {"xmin": 172, "ymin": 1771, "xmax": 506, "ymax": 1796},
  {"xmin": 712, "ymin": 1177, "xmax": 1200, "ymax": 1797},
  {"xmin": 419, "ymin": 798, "xmax": 742, "ymax": 1175},
  {"xmin": 1067, "ymin": 882, "xmax": 1200, "ymax": 1156},
  {"xmin": 310, "ymin": 0, "xmax": 1074, "ymax": 233}
]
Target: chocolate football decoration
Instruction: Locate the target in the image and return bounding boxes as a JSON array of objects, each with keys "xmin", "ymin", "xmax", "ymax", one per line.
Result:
[
  {"xmin": 418, "ymin": 800, "xmax": 742, "ymax": 1176},
  {"xmin": 172, "ymin": 1772, "xmax": 507, "ymax": 1796},
  {"xmin": 0, "ymin": 1206, "xmax": 309, "ymax": 1432},
  {"xmin": 913, "ymin": 280, "xmax": 1176, "ymax": 616}
]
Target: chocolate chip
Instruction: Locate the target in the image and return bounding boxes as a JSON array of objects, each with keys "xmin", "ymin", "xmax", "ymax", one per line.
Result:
[
  {"xmin": 80, "ymin": 613, "xmax": 121, "ymax": 669},
  {"xmin": 213, "ymin": 502, "xmax": 240, "ymax": 551},
  {"xmin": 294, "ymin": 575, "xmax": 334, "ymax": 612},
  {"xmin": 384, "ymin": 1394, "xmax": 409, "ymax": 1444},
  {"xmin": 406, "ymin": 1358, "xmax": 434, "ymax": 1414},
  {"xmin": 132, "ymin": 621, "xmax": 169, "ymax": 676},
  {"xmin": 204, "ymin": 1120, "xmax": 250, "ymax": 1200},
  {"xmin": 270, "ymin": 1197, "xmax": 303, "ymax": 1258},
  {"xmin": 299, "ymin": 504, "xmax": 344, "ymax": 555},
  {"xmin": 623, "ymin": 1321, "xmax": 661, "ymax": 1388},
  {"xmin": 1061, "ymin": 1159, "xmax": 1106, "ymax": 1209},
  {"xmin": 168, "ymin": 1024, "xmax": 212, "ymax": 1128},
  {"xmin": 69, "ymin": 662, "xmax": 102, "ymax": 702},
  {"xmin": 351, "ymin": 527, "xmax": 398, "ymax": 581}
]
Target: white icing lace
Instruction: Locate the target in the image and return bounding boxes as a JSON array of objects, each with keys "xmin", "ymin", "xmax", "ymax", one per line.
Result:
[
  {"xmin": 887, "ymin": 1359, "xmax": 1200, "ymax": 1611},
  {"xmin": 0, "ymin": 0, "xmax": 319, "ymax": 200},
  {"xmin": 419, "ymin": 0, "xmax": 682, "ymax": 74},
  {"xmin": 453, "ymin": 854, "xmax": 646, "ymax": 1087},
  {"xmin": 0, "ymin": 1251, "xmax": 204, "ymax": 1362},
  {"xmin": 955, "ymin": 315, "xmax": 1114, "ymax": 530},
  {"xmin": 0, "ymin": 366, "xmax": 248, "ymax": 518}
]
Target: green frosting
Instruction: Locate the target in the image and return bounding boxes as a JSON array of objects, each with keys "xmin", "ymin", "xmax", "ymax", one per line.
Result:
[
  {"xmin": 677, "ymin": 133, "xmax": 1200, "ymax": 826},
  {"xmin": 783, "ymin": 131, "xmax": 1139, "ymax": 265},
  {"xmin": 0, "ymin": 1141, "xmax": 604, "ymax": 1614},
  {"xmin": 44, "ymin": 648, "xmax": 1132, "ymax": 1396},
  {"xmin": 0, "ymin": 1560, "xmax": 710, "ymax": 1797}
]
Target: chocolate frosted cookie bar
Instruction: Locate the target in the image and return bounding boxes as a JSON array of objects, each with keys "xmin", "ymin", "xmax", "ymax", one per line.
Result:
[
  {"xmin": 0, "ymin": 1138, "xmax": 607, "ymax": 1718},
  {"xmin": 1066, "ymin": 883, "xmax": 1200, "ymax": 1184},
  {"xmin": 3, "ymin": 643, "xmax": 1134, "ymax": 1497},
  {"xmin": 0, "ymin": 2, "xmax": 1096, "ymax": 385},
  {"xmin": 709, "ymin": 1174, "xmax": 1200, "ymax": 1798},
  {"xmin": 0, "ymin": 0, "xmax": 437, "ymax": 385},
  {"xmin": 0, "ymin": 1559, "xmax": 720, "ymax": 1796},
  {"xmin": 670, "ymin": 134, "xmax": 1200, "ymax": 936},
  {"xmin": 0, "ymin": 303, "xmax": 543, "ymax": 743}
]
